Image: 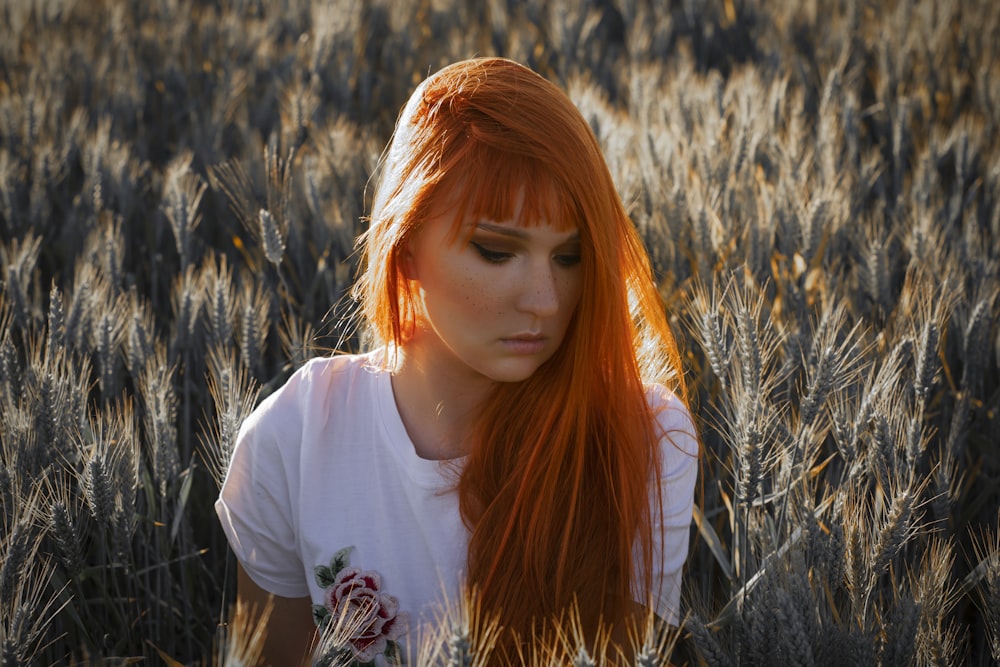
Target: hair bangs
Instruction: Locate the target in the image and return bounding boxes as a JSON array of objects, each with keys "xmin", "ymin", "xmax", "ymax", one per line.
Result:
[{"xmin": 427, "ymin": 141, "xmax": 579, "ymax": 244}]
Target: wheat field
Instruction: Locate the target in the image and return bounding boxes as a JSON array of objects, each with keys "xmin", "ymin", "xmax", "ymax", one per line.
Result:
[{"xmin": 0, "ymin": 0, "xmax": 998, "ymax": 664}]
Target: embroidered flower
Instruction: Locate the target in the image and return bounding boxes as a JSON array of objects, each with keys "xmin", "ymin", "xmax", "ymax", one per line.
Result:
[{"xmin": 313, "ymin": 546, "xmax": 408, "ymax": 666}]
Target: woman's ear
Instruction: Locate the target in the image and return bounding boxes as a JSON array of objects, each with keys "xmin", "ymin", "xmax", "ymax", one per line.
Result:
[{"xmin": 399, "ymin": 236, "xmax": 418, "ymax": 280}]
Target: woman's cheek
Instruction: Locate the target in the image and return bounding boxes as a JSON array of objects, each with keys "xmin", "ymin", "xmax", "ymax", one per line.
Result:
[{"xmin": 457, "ymin": 268, "xmax": 502, "ymax": 315}]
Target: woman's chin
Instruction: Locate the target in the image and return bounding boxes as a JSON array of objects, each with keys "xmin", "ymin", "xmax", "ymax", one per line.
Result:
[{"xmin": 478, "ymin": 357, "xmax": 550, "ymax": 384}]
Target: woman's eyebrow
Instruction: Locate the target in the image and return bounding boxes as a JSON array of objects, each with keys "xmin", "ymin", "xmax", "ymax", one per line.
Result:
[{"xmin": 474, "ymin": 221, "xmax": 580, "ymax": 242}]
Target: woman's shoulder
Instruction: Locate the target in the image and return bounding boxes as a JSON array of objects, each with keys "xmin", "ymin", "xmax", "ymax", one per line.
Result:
[
  {"xmin": 291, "ymin": 349, "xmax": 383, "ymax": 382},
  {"xmin": 644, "ymin": 383, "xmax": 699, "ymax": 458},
  {"xmin": 246, "ymin": 351, "xmax": 384, "ymax": 426},
  {"xmin": 279, "ymin": 350, "xmax": 384, "ymax": 394}
]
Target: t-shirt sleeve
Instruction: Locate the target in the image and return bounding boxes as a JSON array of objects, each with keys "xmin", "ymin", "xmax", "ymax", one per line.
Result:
[
  {"xmin": 640, "ymin": 385, "xmax": 699, "ymax": 626},
  {"xmin": 215, "ymin": 375, "xmax": 311, "ymax": 599}
]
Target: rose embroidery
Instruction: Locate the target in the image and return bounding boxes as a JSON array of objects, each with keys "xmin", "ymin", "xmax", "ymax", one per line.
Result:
[{"xmin": 313, "ymin": 546, "xmax": 408, "ymax": 666}]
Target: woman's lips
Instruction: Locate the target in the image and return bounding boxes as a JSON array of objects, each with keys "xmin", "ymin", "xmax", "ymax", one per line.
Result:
[{"xmin": 500, "ymin": 334, "xmax": 547, "ymax": 355}]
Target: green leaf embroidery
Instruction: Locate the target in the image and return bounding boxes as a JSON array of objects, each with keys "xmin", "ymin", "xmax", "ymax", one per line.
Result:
[
  {"xmin": 316, "ymin": 545, "xmax": 355, "ymax": 587},
  {"xmin": 314, "ymin": 564, "xmax": 336, "ymax": 588},
  {"xmin": 330, "ymin": 545, "xmax": 355, "ymax": 576},
  {"xmin": 312, "ymin": 603, "xmax": 330, "ymax": 627},
  {"xmin": 384, "ymin": 639, "xmax": 405, "ymax": 665}
]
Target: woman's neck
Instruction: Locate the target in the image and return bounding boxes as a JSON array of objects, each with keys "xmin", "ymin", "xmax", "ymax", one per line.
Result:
[{"xmin": 387, "ymin": 341, "xmax": 495, "ymax": 460}]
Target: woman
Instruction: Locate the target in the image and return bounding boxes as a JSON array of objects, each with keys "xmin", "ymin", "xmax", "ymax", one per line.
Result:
[{"xmin": 216, "ymin": 57, "xmax": 698, "ymax": 665}]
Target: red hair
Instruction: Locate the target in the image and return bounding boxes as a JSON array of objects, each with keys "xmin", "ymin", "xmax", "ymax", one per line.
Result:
[{"xmin": 354, "ymin": 58, "xmax": 688, "ymax": 648}]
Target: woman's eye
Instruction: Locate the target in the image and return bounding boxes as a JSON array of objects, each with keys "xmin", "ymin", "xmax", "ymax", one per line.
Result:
[
  {"xmin": 470, "ymin": 242, "xmax": 512, "ymax": 264},
  {"xmin": 554, "ymin": 253, "xmax": 581, "ymax": 267}
]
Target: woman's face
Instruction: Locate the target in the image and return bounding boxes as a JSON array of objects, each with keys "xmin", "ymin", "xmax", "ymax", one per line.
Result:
[{"xmin": 403, "ymin": 197, "xmax": 583, "ymax": 385}]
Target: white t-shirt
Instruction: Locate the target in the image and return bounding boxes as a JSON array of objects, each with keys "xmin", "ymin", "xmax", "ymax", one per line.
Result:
[{"xmin": 215, "ymin": 350, "xmax": 697, "ymax": 663}]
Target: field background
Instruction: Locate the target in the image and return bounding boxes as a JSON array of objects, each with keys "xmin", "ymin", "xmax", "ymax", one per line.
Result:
[{"xmin": 1, "ymin": 0, "xmax": 998, "ymax": 664}]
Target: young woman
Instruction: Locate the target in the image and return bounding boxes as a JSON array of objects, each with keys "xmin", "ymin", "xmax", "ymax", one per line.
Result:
[{"xmin": 216, "ymin": 57, "xmax": 698, "ymax": 665}]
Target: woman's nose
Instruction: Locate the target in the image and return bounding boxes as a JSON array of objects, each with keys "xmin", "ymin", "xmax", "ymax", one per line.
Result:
[{"xmin": 516, "ymin": 260, "xmax": 561, "ymax": 317}]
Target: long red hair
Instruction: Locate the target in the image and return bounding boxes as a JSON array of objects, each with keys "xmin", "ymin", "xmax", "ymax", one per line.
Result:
[{"xmin": 354, "ymin": 57, "xmax": 688, "ymax": 648}]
